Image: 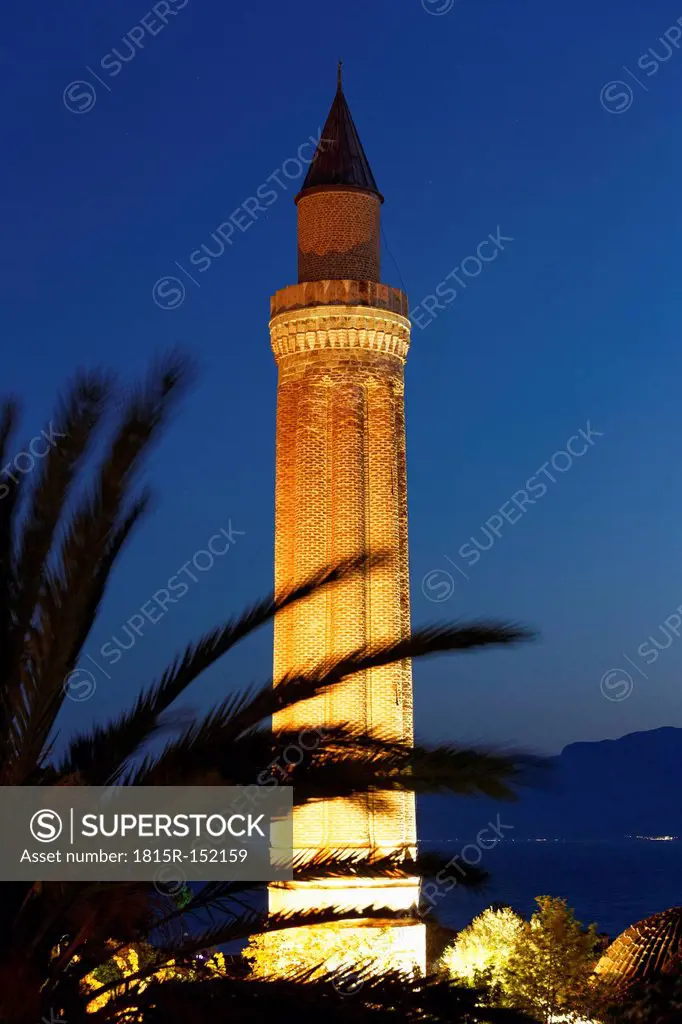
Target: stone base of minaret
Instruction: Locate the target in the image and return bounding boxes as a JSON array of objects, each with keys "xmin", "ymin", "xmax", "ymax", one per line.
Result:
[
  {"xmin": 245, "ymin": 920, "xmax": 426, "ymax": 980},
  {"xmin": 245, "ymin": 877, "xmax": 426, "ymax": 978}
]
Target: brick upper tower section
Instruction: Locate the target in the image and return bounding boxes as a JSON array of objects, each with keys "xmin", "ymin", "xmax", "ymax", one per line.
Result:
[
  {"xmin": 297, "ymin": 187, "xmax": 381, "ymax": 282},
  {"xmin": 295, "ymin": 71, "xmax": 383, "ymax": 284}
]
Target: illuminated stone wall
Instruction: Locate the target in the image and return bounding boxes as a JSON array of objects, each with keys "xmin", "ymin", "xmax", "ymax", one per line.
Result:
[
  {"xmin": 269, "ymin": 285, "xmax": 422, "ymax": 934},
  {"xmin": 247, "ymin": 920, "xmax": 426, "ymax": 980},
  {"xmin": 271, "ymin": 297, "xmax": 415, "ymax": 865}
]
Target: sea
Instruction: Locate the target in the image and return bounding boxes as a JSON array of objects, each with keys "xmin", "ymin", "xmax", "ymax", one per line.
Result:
[{"xmin": 420, "ymin": 838, "xmax": 682, "ymax": 940}]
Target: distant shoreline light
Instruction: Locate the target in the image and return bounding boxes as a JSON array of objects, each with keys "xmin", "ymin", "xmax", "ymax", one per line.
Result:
[
  {"xmin": 421, "ymin": 835, "xmax": 681, "ymax": 843},
  {"xmin": 633, "ymin": 835, "xmax": 678, "ymax": 841}
]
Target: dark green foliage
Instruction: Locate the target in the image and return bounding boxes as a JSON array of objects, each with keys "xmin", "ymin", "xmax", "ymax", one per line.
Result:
[
  {"xmin": 503, "ymin": 897, "xmax": 602, "ymax": 1023},
  {"xmin": 598, "ymin": 960, "xmax": 682, "ymax": 1023}
]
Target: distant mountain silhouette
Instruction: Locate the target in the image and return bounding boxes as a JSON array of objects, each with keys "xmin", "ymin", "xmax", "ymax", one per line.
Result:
[{"xmin": 418, "ymin": 727, "xmax": 682, "ymax": 842}]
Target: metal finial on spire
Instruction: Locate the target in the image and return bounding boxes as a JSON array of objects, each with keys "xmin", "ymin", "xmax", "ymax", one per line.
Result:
[{"xmin": 299, "ymin": 65, "xmax": 382, "ymax": 198}]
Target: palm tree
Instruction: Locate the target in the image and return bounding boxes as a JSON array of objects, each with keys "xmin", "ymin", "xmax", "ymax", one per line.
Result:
[{"xmin": 0, "ymin": 354, "xmax": 538, "ymax": 1023}]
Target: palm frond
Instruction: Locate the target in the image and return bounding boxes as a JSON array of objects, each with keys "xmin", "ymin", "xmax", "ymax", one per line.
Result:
[
  {"xmin": 281, "ymin": 738, "xmax": 542, "ymax": 805},
  {"xmin": 122, "ymin": 623, "xmax": 533, "ymax": 788},
  {"xmin": 228, "ymin": 622, "xmax": 534, "ymax": 740},
  {"xmin": 101, "ymin": 968, "xmax": 538, "ymax": 1024},
  {"xmin": 160, "ymin": 905, "xmax": 417, "ymax": 960},
  {"xmin": 129, "ymin": 622, "xmax": 531, "ymax": 787},
  {"xmin": 3, "ymin": 355, "xmax": 189, "ymax": 784},
  {"xmin": 0, "ymin": 397, "xmax": 22, "ymax": 764},
  {"xmin": 58, "ymin": 553, "xmax": 380, "ymax": 784},
  {"xmin": 14, "ymin": 372, "xmax": 110, "ymax": 645},
  {"xmin": 290, "ymin": 848, "xmax": 489, "ymax": 888},
  {"xmin": 77, "ymin": 905, "xmax": 421, "ymax": 1012}
]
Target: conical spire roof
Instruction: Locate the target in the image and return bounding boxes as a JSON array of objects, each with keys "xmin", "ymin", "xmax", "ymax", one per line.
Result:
[{"xmin": 300, "ymin": 66, "xmax": 382, "ymax": 199}]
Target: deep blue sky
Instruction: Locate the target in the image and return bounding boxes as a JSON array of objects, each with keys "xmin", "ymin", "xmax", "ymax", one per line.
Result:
[{"xmin": 3, "ymin": 0, "xmax": 682, "ymax": 755}]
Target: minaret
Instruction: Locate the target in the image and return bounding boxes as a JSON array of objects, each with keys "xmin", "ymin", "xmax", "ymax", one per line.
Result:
[{"xmin": 265, "ymin": 69, "xmax": 425, "ymax": 973}]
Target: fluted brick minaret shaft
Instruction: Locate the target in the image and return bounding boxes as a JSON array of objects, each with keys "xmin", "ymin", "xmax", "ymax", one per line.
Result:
[{"xmin": 266, "ymin": 70, "xmax": 425, "ymax": 973}]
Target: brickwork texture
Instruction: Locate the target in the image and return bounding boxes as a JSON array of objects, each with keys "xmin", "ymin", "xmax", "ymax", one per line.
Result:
[{"xmin": 297, "ymin": 189, "xmax": 381, "ymax": 282}]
